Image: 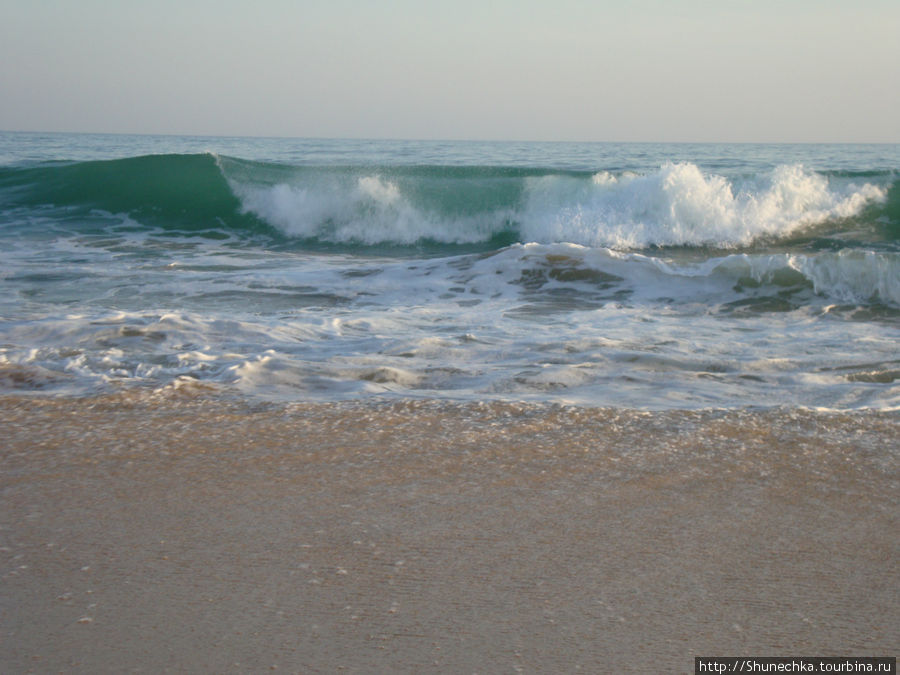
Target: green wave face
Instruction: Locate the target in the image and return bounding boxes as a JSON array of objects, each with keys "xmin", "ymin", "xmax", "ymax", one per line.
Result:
[{"xmin": 0, "ymin": 153, "xmax": 253, "ymax": 232}]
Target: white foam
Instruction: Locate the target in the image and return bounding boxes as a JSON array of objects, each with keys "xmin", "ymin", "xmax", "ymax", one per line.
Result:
[
  {"xmin": 519, "ymin": 163, "xmax": 887, "ymax": 248},
  {"xmin": 228, "ymin": 163, "xmax": 886, "ymax": 249},
  {"xmin": 233, "ymin": 175, "xmax": 509, "ymax": 245},
  {"xmin": 2, "ymin": 241, "xmax": 897, "ymax": 408}
]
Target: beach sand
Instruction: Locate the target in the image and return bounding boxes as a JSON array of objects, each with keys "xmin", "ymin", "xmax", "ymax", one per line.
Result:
[{"xmin": 2, "ymin": 394, "xmax": 897, "ymax": 673}]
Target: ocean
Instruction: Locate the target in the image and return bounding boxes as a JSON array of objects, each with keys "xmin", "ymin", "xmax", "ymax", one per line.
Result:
[{"xmin": 1, "ymin": 131, "xmax": 898, "ymax": 410}]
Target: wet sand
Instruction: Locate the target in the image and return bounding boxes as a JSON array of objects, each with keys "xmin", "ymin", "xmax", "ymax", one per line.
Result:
[{"xmin": 2, "ymin": 395, "xmax": 898, "ymax": 673}]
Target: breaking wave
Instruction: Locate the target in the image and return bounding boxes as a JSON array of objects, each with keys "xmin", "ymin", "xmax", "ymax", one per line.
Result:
[{"xmin": 1, "ymin": 153, "xmax": 893, "ymax": 250}]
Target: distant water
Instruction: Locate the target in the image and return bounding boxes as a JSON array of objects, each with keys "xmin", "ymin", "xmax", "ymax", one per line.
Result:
[{"xmin": 1, "ymin": 131, "xmax": 898, "ymax": 409}]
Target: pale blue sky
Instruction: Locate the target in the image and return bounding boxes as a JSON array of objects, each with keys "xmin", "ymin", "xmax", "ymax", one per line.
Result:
[{"xmin": 1, "ymin": 0, "xmax": 898, "ymax": 142}]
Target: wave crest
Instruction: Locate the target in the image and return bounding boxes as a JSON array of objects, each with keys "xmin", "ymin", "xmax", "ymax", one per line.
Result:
[
  {"xmin": 2, "ymin": 154, "xmax": 890, "ymax": 249},
  {"xmin": 519, "ymin": 163, "xmax": 887, "ymax": 248},
  {"xmin": 228, "ymin": 162, "xmax": 887, "ymax": 249},
  {"xmin": 233, "ymin": 174, "xmax": 508, "ymax": 245}
]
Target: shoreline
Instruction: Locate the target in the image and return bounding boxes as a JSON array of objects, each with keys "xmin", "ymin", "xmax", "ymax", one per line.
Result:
[{"xmin": 2, "ymin": 395, "xmax": 898, "ymax": 672}]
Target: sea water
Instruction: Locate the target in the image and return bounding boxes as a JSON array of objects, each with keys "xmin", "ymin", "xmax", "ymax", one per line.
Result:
[{"xmin": 1, "ymin": 132, "xmax": 898, "ymax": 410}]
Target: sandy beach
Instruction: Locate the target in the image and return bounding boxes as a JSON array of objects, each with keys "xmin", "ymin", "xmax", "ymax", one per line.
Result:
[{"xmin": 2, "ymin": 394, "xmax": 897, "ymax": 673}]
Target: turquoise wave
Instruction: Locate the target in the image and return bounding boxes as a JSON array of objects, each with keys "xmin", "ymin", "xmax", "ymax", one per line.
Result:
[
  {"xmin": 1, "ymin": 153, "xmax": 896, "ymax": 251},
  {"xmin": 0, "ymin": 153, "xmax": 260, "ymax": 232}
]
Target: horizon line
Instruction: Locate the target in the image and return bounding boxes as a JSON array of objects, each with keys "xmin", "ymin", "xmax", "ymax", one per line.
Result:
[{"xmin": 2, "ymin": 128, "xmax": 899, "ymax": 146}]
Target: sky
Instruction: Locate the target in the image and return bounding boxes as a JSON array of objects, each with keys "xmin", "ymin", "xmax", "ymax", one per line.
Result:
[{"xmin": 1, "ymin": 0, "xmax": 898, "ymax": 142}]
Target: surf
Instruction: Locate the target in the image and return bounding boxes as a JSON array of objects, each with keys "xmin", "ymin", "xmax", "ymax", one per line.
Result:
[
  {"xmin": 220, "ymin": 159, "xmax": 893, "ymax": 249},
  {"xmin": 0, "ymin": 152, "xmax": 894, "ymax": 252}
]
